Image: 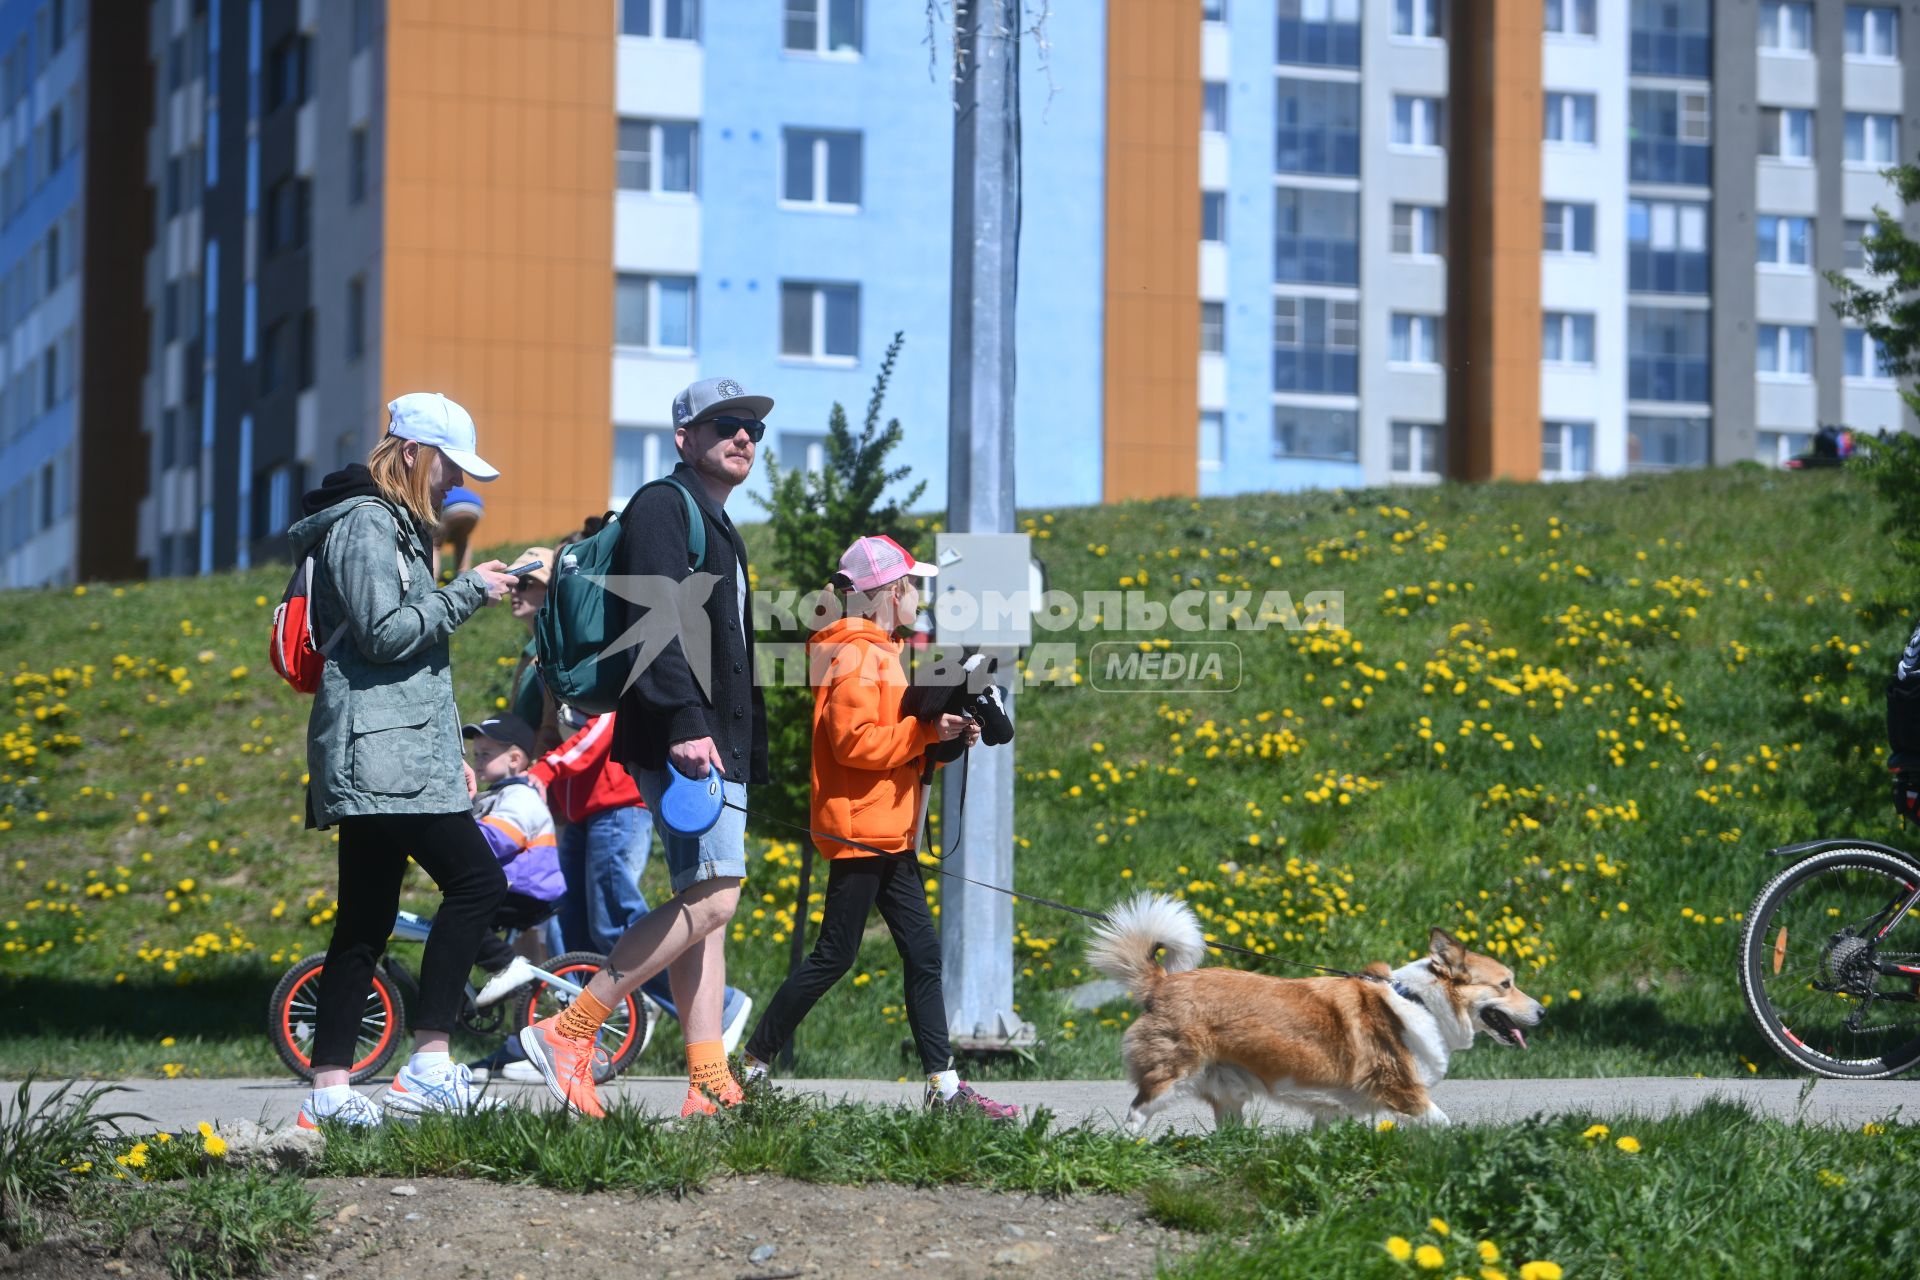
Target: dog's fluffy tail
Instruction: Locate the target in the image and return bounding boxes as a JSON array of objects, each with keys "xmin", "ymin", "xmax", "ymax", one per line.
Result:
[{"xmin": 1087, "ymin": 893, "xmax": 1207, "ymax": 996}]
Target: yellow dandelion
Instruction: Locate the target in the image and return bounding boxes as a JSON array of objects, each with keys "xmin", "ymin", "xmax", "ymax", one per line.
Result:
[
  {"xmin": 1386, "ymin": 1236, "xmax": 1414, "ymax": 1263},
  {"xmin": 1478, "ymin": 1241, "xmax": 1500, "ymax": 1263},
  {"xmin": 203, "ymin": 1134, "xmax": 228, "ymax": 1158},
  {"xmin": 1581, "ymin": 1123, "xmax": 1609, "ymax": 1141},
  {"xmin": 1518, "ymin": 1264, "xmax": 1563, "ymax": 1280},
  {"xmin": 1430, "ymin": 1218, "xmax": 1450, "ymax": 1237},
  {"xmin": 1616, "ymin": 1135, "xmax": 1641, "ymax": 1154},
  {"xmin": 1414, "ymin": 1244, "xmax": 1445, "ymax": 1270}
]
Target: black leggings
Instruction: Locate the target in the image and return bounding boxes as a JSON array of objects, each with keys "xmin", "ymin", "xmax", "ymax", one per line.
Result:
[
  {"xmin": 745, "ymin": 854, "xmax": 951, "ymax": 1074},
  {"xmin": 474, "ymin": 891, "xmax": 560, "ymax": 973},
  {"xmin": 312, "ymin": 810, "xmax": 507, "ymax": 1069}
]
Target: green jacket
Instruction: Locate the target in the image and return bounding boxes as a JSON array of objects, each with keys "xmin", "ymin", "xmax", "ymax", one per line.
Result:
[{"xmin": 288, "ymin": 493, "xmax": 489, "ymax": 828}]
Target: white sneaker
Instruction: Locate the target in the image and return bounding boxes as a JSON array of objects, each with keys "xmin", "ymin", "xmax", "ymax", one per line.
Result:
[
  {"xmin": 499, "ymin": 1058, "xmax": 545, "ymax": 1084},
  {"xmin": 381, "ymin": 1061, "xmax": 503, "ymax": 1118},
  {"xmin": 720, "ymin": 991, "xmax": 754, "ymax": 1057},
  {"xmin": 474, "ymin": 956, "xmax": 543, "ymax": 1008},
  {"xmin": 296, "ymin": 1090, "xmax": 384, "ymax": 1130}
]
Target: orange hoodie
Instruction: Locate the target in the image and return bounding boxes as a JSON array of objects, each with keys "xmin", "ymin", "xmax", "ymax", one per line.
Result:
[{"xmin": 809, "ymin": 615, "xmax": 946, "ymax": 859}]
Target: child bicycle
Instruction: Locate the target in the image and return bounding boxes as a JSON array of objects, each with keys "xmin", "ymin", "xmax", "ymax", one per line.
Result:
[
  {"xmin": 1738, "ymin": 838, "xmax": 1920, "ymax": 1079},
  {"xmin": 266, "ymin": 909, "xmax": 653, "ymax": 1084}
]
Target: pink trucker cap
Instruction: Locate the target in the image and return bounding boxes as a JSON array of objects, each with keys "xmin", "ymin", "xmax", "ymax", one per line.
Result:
[{"xmin": 838, "ymin": 535, "xmax": 938, "ymax": 592}]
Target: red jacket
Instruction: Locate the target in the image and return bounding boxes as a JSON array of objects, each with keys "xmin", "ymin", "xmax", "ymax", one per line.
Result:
[{"xmin": 528, "ymin": 713, "xmax": 644, "ymax": 824}]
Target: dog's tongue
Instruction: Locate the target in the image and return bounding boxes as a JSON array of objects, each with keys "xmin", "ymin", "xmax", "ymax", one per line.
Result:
[{"xmin": 1510, "ymin": 1025, "xmax": 1528, "ymax": 1050}]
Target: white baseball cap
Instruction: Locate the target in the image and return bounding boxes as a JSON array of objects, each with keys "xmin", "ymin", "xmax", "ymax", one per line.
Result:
[
  {"xmin": 839, "ymin": 535, "xmax": 938, "ymax": 592},
  {"xmin": 386, "ymin": 392, "xmax": 499, "ymax": 481}
]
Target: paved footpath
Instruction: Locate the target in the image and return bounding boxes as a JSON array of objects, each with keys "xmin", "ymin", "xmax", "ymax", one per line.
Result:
[{"xmin": 8, "ymin": 1075, "xmax": 1917, "ymax": 1133}]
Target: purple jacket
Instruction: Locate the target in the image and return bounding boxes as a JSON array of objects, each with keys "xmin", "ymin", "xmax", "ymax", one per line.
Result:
[{"xmin": 472, "ymin": 778, "xmax": 564, "ymax": 902}]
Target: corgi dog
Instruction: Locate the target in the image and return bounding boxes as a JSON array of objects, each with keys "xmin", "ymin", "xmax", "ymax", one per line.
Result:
[{"xmin": 1087, "ymin": 893, "xmax": 1544, "ymax": 1131}]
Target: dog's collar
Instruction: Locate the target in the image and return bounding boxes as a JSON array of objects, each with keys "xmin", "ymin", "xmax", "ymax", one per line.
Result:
[{"xmin": 1391, "ymin": 980, "xmax": 1422, "ymax": 1003}]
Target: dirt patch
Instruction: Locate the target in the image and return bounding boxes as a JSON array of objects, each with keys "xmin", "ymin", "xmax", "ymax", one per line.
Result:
[{"xmin": 3, "ymin": 1177, "xmax": 1188, "ymax": 1279}]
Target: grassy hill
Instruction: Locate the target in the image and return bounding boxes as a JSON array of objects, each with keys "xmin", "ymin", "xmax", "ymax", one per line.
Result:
[{"xmin": 0, "ymin": 464, "xmax": 1908, "ymax": 1082}]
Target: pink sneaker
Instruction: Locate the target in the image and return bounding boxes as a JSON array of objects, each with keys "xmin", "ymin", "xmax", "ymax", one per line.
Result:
[{"xmin": 927, "ymin": 1081, "xmax": 1019, "ymax": 1121}]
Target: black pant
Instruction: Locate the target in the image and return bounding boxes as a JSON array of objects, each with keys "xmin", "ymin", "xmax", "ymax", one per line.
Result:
[
  {"xmin": 745, "ymin": 855, "xmax": 951, "ymax": 1074},
  {"xmin": 474, "ymin": 891, "xmax": 560, "ymax": 973},
  {"xmin": 312, "ymin": 810, "xmax": 507, "ymax": 1069}
]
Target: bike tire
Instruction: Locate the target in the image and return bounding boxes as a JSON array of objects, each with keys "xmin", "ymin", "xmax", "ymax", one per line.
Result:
[
  {"xmin": 267, "ymin": 953, "xmax": 407, "ymax": 1085},
  {"xmin": 1739, "ymin": 846, "xmax": 1920, "ymax": 1079},
  {"xmin": 510, "ymin": 951, "xmax": 653, "ymax": 1084}
]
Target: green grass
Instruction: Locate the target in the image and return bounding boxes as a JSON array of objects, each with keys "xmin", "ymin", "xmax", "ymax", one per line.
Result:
[
  {"xmin": 0, "ymin": 465, "xmax": 1914, "ymax": 1080},
  {"xmin": 302, "ymin": 1090, "xmax": 1920, "ymax": 1279}
]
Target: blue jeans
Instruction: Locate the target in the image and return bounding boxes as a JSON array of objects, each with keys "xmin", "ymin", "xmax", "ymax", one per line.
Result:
[{"xmin": 553, "ymin": 804, "xmax": 712, "ymax": 1022}]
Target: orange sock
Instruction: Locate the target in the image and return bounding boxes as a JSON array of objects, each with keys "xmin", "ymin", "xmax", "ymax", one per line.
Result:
[
  {"xmin": 555, "ymin": 989, "xmax": 613, "ymax": 1042},
  {"xmin": 686, "ymin": 1039, "xmax": 740, "ymax": 1101}
]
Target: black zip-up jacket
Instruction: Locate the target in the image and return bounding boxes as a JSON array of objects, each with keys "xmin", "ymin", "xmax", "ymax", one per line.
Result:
[{"xmin": 609, "ymin": 462, "xmax": 769, "ymax": 786}]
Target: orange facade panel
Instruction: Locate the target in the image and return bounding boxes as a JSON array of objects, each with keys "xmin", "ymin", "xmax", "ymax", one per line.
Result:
[
  {"xmin": 1102, "ymin": 1, "xmax": 1201, "ymax": 503},
  {"xmin": 381, "ymin": 2, "xmax": 615, "ymax": 547}
]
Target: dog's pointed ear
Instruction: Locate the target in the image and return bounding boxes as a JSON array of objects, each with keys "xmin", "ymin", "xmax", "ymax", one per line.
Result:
[{"xmin": 1428, "ymin": 927, "xmax": 1467, "ymax": 977}]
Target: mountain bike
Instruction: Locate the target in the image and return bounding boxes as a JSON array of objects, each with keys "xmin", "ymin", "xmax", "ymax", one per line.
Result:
[
  {"xmin": 1739, "ymin": 838, "xmax": 1920, "ymax": 1078},
  {"xmin": 266, "ymin": 909, "xmax": 653, "ymax": 1084}
]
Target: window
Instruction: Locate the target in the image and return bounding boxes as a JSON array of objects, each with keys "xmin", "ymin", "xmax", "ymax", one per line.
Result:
[
  {"xmin": 1544, "ymin": 92, "xmax": 1596, "ymax": 144},
  {"xmin": 1394, "ymin": 0, "xmax": 1442, "ymax": 39},
  {"xmin": 353, "ymin": 0, "xmax": 377, "ymax": 52},
  {"xmin": 1202, "ymin": 191, "xmax": 1226, "ymax": 243},
  {"xmin": 1759, "ymin": 430, "xmax": 1815, "ymax": 466},
  {"xmin": 346, "ymin": 277, "xmax": 365, "ymax": 360},
  {"xmin": 1543, "ymin": 201, "xmax": 1595, "ymax": 254},
  {"xmin": 622, "ymin": 0, "xmax": 699, "ymax": 40},
  {"xmin": 1275, "ymin": 78, "xmax": 1360, "ymax": 175},
  {"xmin": 619, "ymin": 118, "xmax": 699, "ymax": 194},
  {"xmin": 1759, "ymin": 2, "xmax": 1812, "ymax": 52},
  {"xmin": 43, "ymin": 224, "xmax": 57, "ymax": 293},
  {"xmin": 1628, "ymin": 414, "xmax": 1709, "ymax": 470},
  {"xmin": 1845, "ymin": 329, "xmax": 1895, "ymax": 380},
  {"xmin": 1390, "ymin": 422, "xmax": 1445, "ymax": 478},
  {"xmin": 1273, "ymin": 296, "xmax": 1360, "ymax": 393},
  {"xmin": 1393, "ymin": 95, "xmax": 1444, "ymax": 149},
  {"xmin": 1628, "ymin": 306, "xmax": 1711, "ymax": 402},
  {"xmin": 349, "ymin": 128, "xmax": 369, "ymax": 204},
  {"xmin": 1276, "ymin": 0, "xmax": 1360, "ymax": 69},
  {"xmin": 49, "ymin": 0, "xmax": 63, "ymax": 56},
  {"xmin": 1205, "ymin": 0, "xmax": 1226, "ymax": 21},
  {"xmin": 1199, "ymin": 412, "xmax": 1225, "ymax": 472},
  {"xmin": 162, "ymin": 280, "xmax": 179, "ymax": 343},
  {"xmin": 1631, "ymin": 0, "xmax": 1711, "ymax": 77},
  {"xmin": 1201, "ymin": 302, "xmax": 1225, "ymax": 354},
  {"xmin": 1275, "ymin": 187, "xmax": 1359, "ymax": 284},
  {"xmin": 41, "ymin": 344, "xmax": 56, "ymax": 410},
  {"xmin": 265, "ymin": 178, "xmax": 307, "ymax": 254},
  {"xmin": 614, "ymin": 426, "xmax": 683, "ymax": 495},
  {"xmin": 1846, "ymin": 113, "xmax": 1900, "ymax": 166},
  {"xmin": 1544, "ymin": 0, "xmax": 1596, "ymax": 36},
  {"xmin": 1390, "ymin": 313, "xmax": 1442, "ymax": 366},
  {"xmin": 1756, "ymin": 215, "xmax": 1811, "ymax": 267},
  {"xmin": 1846, "ymin": 5, "xmax": 1900, "ymax": 58},
  {"xmin": 781, "ymin": 281, "xmax": 859, "ymax": 361},
  {"xmin": 1542, "ymin": 421, "xmax": 1594, "ymax": 477},
  {"xmin": 615, "ymin": 274, "xmax": 697, "ymax": 352},
  {"xmin": 777, "ymin": 430, "xmax": 828, "ymax": 476},
  {"xmin": 45, "ymin": 106, "xmax": 60, "ymax": 171},
  {"xmin": 267, "ymin": 466, "xmax": 293, "ymax": 536},
  {"xmin": 38, "ymin": 461, "xmax": 53, "ymax": 530},
  {"xmin": 782, "ymin": 129, "xmax": 861, "ymax": 207},
  {"xmin": 1756, "ymin": 324, "xmax": 1812, "ymax": 377},
  {"xmin": 1392, "ymin": 203, "xmax": 1444, "ymax": 257},
  {"xmin": 1203, "ymin": 82, "xmax": 1228, "ymax": 134},
  {"xmin": 1844, "ymin": 218, "xmax": 1875, "ymax": 270},
  {"xmin": 1542, "ymin": 312, "xmax": 1596, "ymax": 366},
  {"xmin": 261, "ymin": 319, "xmax": 286, "ymax": 394},
  {"xmin": 1631, "ymin": 88, "xmax": 1712, "ymax": 184},
  {"xmin": 1273, "ymin": 405, "xmax": 1358, "ymax": 460},
  {"xmin": 1760, "ymin": 107, "xmax": 1814, "ymax": 162},
  {"xmin": 785, "ymin": 0, "xmax": 861, "ymax": 55},
  {"xmin": 1629, "ymin": 199, "xmax": 1710, "ymax": 293},
  {"xmin": 267, "ymin": 36, "xmax": 306, "ymax": 113}
]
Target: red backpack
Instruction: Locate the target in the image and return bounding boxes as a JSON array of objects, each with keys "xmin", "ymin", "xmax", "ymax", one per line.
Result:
[{"xmin": 269, "ymin": 501, "xmax": 409, "ymax": 694}]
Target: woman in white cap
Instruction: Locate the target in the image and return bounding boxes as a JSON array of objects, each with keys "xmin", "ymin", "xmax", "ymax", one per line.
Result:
[
  {"xmin": 285, "ymin": 392, "xmax": 517, "ymax": 1127},
  {"xmin": 738, "ymin": 535, "xmax": 1016, "ymax": 1119}
]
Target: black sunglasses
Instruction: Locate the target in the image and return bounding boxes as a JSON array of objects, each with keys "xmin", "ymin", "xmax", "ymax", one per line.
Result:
[{"xmin": 706, "ymin": 416, "xmax": 766, "ymax": 444}]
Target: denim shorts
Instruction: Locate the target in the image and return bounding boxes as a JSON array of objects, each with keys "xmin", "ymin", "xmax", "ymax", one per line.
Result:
[{"xmin": 630, "ymin": 767, "xmax": 748, "ymax": 893}]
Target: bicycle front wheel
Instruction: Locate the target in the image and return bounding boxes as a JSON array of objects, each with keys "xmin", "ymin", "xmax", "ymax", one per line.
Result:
[
  {"xmin": 1739, "ymin": 847, "xmax": 1920, "ymax": 1078},
  {"xmin": 267, "ymin": 953, "xmax": 406, "ymax": 1084},
  {"xmin": 512, "ymin": 951, "xmax": 653, "ymax": 1084}
]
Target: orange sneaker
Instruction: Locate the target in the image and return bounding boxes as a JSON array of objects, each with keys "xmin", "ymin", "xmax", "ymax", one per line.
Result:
[
  {"xmin": 519, "ymin": 1014, "xmax": 606, "ymax": 1119},
  {"xmin": 679, "ymin": 1076, "xmax": 744, "ymax": 1118}
]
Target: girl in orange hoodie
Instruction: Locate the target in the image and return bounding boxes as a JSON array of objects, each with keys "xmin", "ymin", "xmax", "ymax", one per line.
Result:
[{"xmin": 740, "ymin": 536, "xmax": 1016, "ymax": 1117}]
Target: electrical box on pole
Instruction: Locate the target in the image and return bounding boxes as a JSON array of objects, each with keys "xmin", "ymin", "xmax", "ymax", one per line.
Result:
[{"xmin": 943, "ymin": 0, "xmax": 1031, "ymax": 1051}]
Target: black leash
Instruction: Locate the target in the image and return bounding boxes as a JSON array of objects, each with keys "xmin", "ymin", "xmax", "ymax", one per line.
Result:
[{"xmin": 720, "ymin": 798, "xmax": 1378, "ymax": 981}]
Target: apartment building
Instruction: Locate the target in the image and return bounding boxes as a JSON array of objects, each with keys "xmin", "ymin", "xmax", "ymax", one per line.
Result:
[{"xmin": 0, "ymin": 0, "xmax": 147, "ymax": 588}]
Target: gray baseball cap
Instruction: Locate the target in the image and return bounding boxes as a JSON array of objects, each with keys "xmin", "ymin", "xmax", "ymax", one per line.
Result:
[{"xmin": 672, "ymin": 377, "xmax": 774, "ymax": 429}]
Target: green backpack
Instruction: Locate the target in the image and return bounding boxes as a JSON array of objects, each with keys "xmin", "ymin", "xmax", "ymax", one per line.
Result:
[{"xmin": 534, "ymin": 477, "xmax": 706, "ymax": 716}]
